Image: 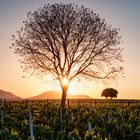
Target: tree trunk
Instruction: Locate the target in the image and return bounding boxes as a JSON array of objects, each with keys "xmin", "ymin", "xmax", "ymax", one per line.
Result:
[{"xmin": 61, "ymin": 85, "xmax": 68, "ymax": 108}]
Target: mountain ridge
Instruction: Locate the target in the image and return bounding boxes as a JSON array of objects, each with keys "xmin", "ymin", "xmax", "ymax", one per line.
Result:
[
  {"xmin": 0, "ymin": 89, "xmax": 21, "ymax": 100},
  {"xmin": 29, "ymin": 91, "xmax": 92, "ymax": 100},
  {"xmin": 0, "ymin": 90, "xmax": 92, "ymax": 100}
]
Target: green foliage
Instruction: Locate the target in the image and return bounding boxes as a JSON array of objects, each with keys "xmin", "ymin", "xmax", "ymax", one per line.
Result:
[
  {"xmin": 84, "ymin": 130, "xmax": 101, "ymax": 140},
  {"xmin": 68, "ymin": 129, "xmax": 81, "ymax": 140},
  {"xmin": 0, "ymin": 100, "xmax": 139, "ymax": 140}
]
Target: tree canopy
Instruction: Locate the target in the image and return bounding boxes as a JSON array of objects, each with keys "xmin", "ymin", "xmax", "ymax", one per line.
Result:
[
  {"xmin": 101, "ymin": 88, "xmax": 118, "ymax": 99},
  {"xmin": 11, "ymin": 3, "xmax": 123, "ymax": 107}
]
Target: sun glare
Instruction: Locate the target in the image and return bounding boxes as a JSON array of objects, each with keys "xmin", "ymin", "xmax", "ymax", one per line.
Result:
[
  {"xmin": 43, "ymin": 74, "xmax": 86, "ymax": 96},
  {"xmin": 67, "ymin": 82, "xmax": 77, "ymax": 95},
  {"xmin": 62, "ymin": 77, "xmax": 69, "ymax": 86}
]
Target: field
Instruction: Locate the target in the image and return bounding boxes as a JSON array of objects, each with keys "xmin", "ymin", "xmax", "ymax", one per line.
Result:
[{"xmin": 0, "ymin": 99, "xmax": 140, "ymax": 140}]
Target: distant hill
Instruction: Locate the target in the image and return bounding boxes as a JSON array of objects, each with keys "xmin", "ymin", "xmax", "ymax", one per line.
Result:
[
  {"xmin": 29, "ymin": 91, "xmax": 61, "ymax": 100},
  {"xmin": 0, "ymin": 90, "xmax": 21, "ymax": 100},
  {"xmin": 67, "ymin": 94, "xmax": 92, "ymax": 99},
  {"xmin": 29, "ymin": 91, "xmax": 92, "ymax": 100}
]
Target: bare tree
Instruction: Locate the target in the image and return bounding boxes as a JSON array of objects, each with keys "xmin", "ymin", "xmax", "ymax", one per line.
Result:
[{"xmin": 11, "ymin": 3, "xmax": 123, "ymax": 107}]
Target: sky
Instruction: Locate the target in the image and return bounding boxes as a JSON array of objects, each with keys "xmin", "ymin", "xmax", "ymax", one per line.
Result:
[{"xmin": 0, "ymin": 0, "xmax": 140, "ymax": 99}]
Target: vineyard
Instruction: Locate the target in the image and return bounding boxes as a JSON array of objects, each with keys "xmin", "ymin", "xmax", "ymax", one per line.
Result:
[{"xmin": 0, "ymin": 99, "xmax": 140, "ymax": 140}]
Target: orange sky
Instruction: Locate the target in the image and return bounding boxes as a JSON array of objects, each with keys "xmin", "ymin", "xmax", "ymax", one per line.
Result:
[{"xmin": 0, "ymin": 0, "xmax": 140, "ymax": 99}]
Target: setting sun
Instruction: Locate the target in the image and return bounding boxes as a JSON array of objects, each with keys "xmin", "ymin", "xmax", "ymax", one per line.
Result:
[{"xmin": 62, "ymin": 77, "xmax": 69, "ymax": 86}]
